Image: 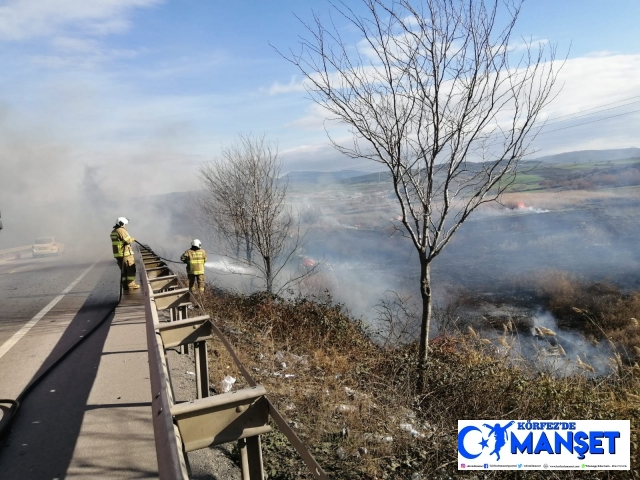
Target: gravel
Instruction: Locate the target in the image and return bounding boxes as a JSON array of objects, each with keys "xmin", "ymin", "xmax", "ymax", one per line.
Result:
[{"xmin": 165, "ymin": 346, "xmax": 241, "ymax": 480}]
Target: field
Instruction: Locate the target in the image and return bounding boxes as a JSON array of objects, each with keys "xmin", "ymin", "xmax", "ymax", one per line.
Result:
[
  {"xmin": 195, "ymin": 155, "xmax": 640, "ymax": 478},
  {"xmin": 288, "ymin": 158, "xmax": 640, "ymax": 318}
]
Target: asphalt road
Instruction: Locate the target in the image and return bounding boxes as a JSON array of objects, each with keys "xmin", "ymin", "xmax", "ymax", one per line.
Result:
[{"xmin": 0, "ymin": 248, "xmax": 124, "ymax": 478}]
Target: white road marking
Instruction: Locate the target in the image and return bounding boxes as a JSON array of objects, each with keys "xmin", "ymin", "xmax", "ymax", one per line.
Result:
[{"xmin": 0, "ymin": 261, "xmax": 98, "ymax": 360}]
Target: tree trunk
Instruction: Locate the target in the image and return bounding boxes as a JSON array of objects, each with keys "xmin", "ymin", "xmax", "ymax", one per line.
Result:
[
  {"xmin": 265, "ymin": 255, "xmax": 272, "ymax": 294},
  {"xmin": 245, "ymin": 237, "xmax": 252, "ymax": 264},
  {"xmin": 418, "ymin": 253, "xmax": 432, "ymax": 367},
  {"xmin": 235, "ymin": 232, "xmax": 240, "ymax": 258}
]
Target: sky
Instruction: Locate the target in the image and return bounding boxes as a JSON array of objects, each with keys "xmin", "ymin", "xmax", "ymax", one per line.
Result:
[{"xmin": 1, "ymin": 0, "xmax": 640, "ymax": 205}]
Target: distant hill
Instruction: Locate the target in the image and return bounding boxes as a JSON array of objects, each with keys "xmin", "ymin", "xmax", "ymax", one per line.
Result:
[
  {"xmin": 339, "ymin": 171, "xmax": 391, "ymax": 185},
  {"xmin": 533, "ymin": 148, "xmax": 640, "ymax": 164},
  {"xmin": 336, "ymin": 148, "xmax": 640, "ymax": 186},
  {"xmin": 283, "ymin": 170, "xmax": 371, "ymax": 186}
]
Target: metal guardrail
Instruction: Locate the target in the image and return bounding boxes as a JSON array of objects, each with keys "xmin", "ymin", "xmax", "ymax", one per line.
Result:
[
  {"xmin": 138, "ymin": 245, "xmax": 329, "ymax": 480},
  {"xmin": 0, "ymin": 245, "xmax": 32, "ymax": 260}
]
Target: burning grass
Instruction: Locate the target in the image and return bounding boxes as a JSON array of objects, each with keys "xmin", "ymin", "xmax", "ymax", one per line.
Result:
[
  {"xmin": 500, "ymin": 186, "xmax": 640, "ymax": 211},
  {"xmin": 531, "ymin": 270, "xmax": 640, "ymax": 364},
  {"xmin": 199, "ymin": 290, "xmax": 639, "ymax": 479}
]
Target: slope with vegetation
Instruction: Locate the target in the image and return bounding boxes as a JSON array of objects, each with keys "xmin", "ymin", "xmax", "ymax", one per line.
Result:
[{"xmin": 199, "ymin": 286, "xmax": 639, "ymax": 479}]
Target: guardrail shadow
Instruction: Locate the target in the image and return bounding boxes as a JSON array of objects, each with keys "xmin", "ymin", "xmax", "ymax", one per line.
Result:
[{"xmin": 0, "ymin": 263, "xmax": 126, "ymax": 479}]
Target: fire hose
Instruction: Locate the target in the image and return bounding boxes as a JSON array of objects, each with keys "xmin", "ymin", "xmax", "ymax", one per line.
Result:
[{"xmin": 134, "ymin": 240, "xmax": 182, "ymax": 264}]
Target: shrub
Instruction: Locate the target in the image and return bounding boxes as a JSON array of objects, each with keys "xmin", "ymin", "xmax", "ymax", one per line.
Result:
[{"xmin": 201, "ymin": 289, "xmax": 640, "ymax": 479}]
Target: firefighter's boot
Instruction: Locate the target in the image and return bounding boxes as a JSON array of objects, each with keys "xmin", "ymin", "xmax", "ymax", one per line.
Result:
[{"xmin": 128, "ymin": 282, "xmax": 141, "ymax": 290}]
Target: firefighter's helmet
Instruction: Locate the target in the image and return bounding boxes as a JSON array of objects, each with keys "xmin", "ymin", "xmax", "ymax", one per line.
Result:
[
  {"xmin": 192, "ymin": 239, "xmax": 202, "ymax": 248},
  {"xmin": 117, "ymin": 217, "xmax": 129, "ymax": 227}
]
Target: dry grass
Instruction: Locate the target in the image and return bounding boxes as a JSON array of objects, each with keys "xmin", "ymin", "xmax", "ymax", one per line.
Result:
[
  {"xmin": 199, "ymin": 290, "xmax": 640, "ymax": 479},
  {"xmin": 529, "ymin": 269, "xmax": 640, "ymax": 363}
]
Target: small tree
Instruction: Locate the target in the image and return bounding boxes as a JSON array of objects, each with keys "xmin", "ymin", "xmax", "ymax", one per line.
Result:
[
  {"xmin": 199, "ymin": 135, "xmax": 314, "ymax": 294},
  {"xmin": 199, "ymin": 141, "xmax": 254, "ymax": 263},
  {"xmin": 285, "ymin": 0, "xmax": 561, "ymax": 366}
]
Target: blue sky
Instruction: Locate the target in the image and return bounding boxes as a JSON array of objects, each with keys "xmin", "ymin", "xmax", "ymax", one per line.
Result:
[{"xmin": 1, "ymin": 0, "xmax": 640, "ymax": 202}]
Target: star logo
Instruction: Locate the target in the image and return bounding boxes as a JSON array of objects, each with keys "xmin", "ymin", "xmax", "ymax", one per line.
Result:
[{"xmin": 479, "ymin": 437, "xmax": 489, "ymax": 449}]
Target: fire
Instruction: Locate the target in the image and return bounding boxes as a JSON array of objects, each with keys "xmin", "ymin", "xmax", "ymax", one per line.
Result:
[
  {"xmin": 516, "ymin": 201, "xmax": 526, "ymax": 209},
  {"xmin": 301, "ymin": 257, "xmax": 316, "ymax": 267}
]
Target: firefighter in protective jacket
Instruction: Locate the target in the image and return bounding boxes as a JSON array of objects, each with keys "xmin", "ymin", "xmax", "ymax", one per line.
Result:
[
  {"xmin": 110, "ymin": 217, "xmax": 140, "ymax": 291},
  {"xmin": 181, "ymin": 239, "xmax": 207, "ymax": 293}
]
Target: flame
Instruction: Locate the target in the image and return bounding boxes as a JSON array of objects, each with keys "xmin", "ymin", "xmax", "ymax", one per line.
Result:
[
  {"xmin": 516, "ymin": 201, "xmax": 526, "ymax": 209},
  {"xmin": 301, "ymin": 257, "xmax": 316, "ymax": 267}
]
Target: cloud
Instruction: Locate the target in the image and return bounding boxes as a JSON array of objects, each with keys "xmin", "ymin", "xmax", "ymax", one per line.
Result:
[
  {"xmin": 286, "ymin": 103, "xmax": 335, "ymax": 130},
  {"xmin": 545, "ymin": 53, "xmax": 640, "ymax": 116},
  {"xmin": 280, "ymin": 141, "xmax": 383, "ymax": 173},
  {"xmin": 277, "ymin": 51, "xmax": 640, "ymax": 160},
  {"xmin": 507, "ymin": 38, "xmax": 549, "ymax": 52},
  {"xmin": 31, "ymin": 47, "xmax": 141, "ymax": 70},
  {"xmin": 267, "ymin": 76, "xmax": 306, "ymax": 95},
  {"xmin": 0, "ymin": 0, "xmax": 161, "ymax": 41},
  {"xmin": 51, "ymin": 35, "xmax": 101, "ymax": 52}
]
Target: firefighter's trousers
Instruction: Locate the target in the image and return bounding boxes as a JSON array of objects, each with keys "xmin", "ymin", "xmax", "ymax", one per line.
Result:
[
  {"xmin": 116, "ymin": 255, "xmax": 137, "ymax": 288},
  {"xmin": 188, "ymin": 274, "xmax": 205, "ymax": 292}
]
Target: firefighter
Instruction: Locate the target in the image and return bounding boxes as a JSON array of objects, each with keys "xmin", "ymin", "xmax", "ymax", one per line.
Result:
[
  {"xmin": 110, "ymin": 217, "xmax": 140, "ymax": 291},
  {"xmin": 181, "ymin": 239, "xmax": 207, "ymax": 293}
]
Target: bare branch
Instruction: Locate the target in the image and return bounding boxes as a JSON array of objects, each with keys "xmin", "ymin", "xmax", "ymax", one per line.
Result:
[{"xmin": 281, "ymin": 0, "xmax": 561, "ymax": 365}]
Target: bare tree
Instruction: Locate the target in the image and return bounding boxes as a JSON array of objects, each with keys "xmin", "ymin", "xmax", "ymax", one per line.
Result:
[
  {"xmin": 199, "ymin": 142, "xmax": 254, "ymax": 263},
  {"xmin": 284, "ymin": 0, "xmax": 561, "ymax": 366},
  {"xmin": 199, "ymin": 135, "xmax": 315, "ymax": 294}
]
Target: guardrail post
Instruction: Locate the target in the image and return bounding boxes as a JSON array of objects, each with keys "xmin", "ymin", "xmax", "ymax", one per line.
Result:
[
  {"xmin": 194, "ymin": 341, "xmax": 210, "ymax": 399},
  {"xmin": 139, "ymin": 244, "xmax": 328, "ymax": 480},
  {"xmin": 239, "ymin": 436, "xmax": 265, "ymax": 480},
  {"xmin": 178, "ymin": 306, "xmax": 188, "ymax": 355}
]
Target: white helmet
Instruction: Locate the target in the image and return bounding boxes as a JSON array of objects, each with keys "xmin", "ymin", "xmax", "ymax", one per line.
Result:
[
  {"xmin": 117, "ymin": 217, "xmax": 129, "ymax": 227},
  {"xmin": 191, "ymin": 239, "xmax": 202, "ymax": 248}
]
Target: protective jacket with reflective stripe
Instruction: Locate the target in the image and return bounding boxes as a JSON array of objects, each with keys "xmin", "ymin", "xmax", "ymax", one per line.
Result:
[
  {"xmin": 181, "ymin": 248, "xmax": 207, "ymax": 275},
  {"xmin": 111, "ymin": 226, "xmax": 134, "ymax": 258}
]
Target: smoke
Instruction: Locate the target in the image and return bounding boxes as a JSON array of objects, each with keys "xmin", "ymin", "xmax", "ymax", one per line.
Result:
[
  {"xmin": 205, "ymin": 259, "xmax": 253, "ymax": 275},
  {"xmin": 0, "ymin": 94, "xmax": 205, "ymax": 263},
  {"xmin": 81, "ymin": 164, "xmax": 114, "ymax": 214},
  {"xmin": 495, "ymin": 310, "xmax": 616, "ymax": 377},
  {"xmin": 250, "ymin": 167, "xmax": 640, "ymax": 374}
]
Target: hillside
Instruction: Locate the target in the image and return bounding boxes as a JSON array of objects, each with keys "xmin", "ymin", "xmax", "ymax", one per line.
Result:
[
  {"xmin": 333, "ymin": 148, "xmax": 640, "ymax": 187},
  {"xmin": 201, "ymin": 288, "xmax": 640, "ymax": 479},
  {"xmin": 534, "ymin": 147, "xmax": 640, "ymax": 164},
  {"xmin": 283, "ymin": 170, "xmax": 371, "ymax": 187}
]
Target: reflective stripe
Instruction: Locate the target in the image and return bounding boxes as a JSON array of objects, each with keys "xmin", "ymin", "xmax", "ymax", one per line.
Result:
[
  {"xmin": 111, "ymin": 229, "xmax": 133, "ymax": 258},
  {"xmin": 111, "ymin": 231, "xmax": 123, "ymax": 258},
  {"xmin": 187, "ymin": 250, "xmax": 206, "ymax": 275}
]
